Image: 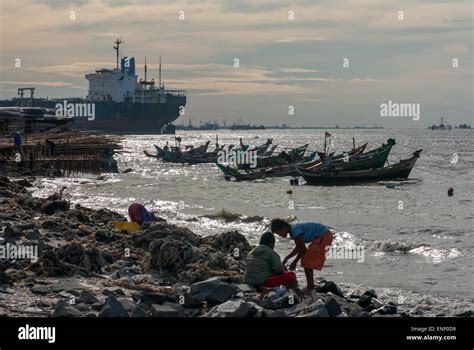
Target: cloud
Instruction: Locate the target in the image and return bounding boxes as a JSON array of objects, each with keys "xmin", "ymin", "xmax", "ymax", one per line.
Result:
[
  {"xmin": 275, "ymin": 37, "xmax": 327, "ymax": 43},
  {"xmin": 0, "ymin": 80, "xmax": 85, "ymax": 88},
  {"xmin": 279, "ymin": 67, "xmax": 319, "ymax": 73},
  {"xmin": 0, "ymin": 0, "xmax": 471, "ymax": 125}
]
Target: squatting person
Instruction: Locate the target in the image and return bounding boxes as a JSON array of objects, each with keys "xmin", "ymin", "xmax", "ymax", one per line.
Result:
[
  {"xmin": 128, "ymin": 203, "xmax": 157, "ymax": 225},
  {"xmin": 270, "ymin": 218, "xmax": 333, "ymax": 291},
  {"xmin": 244, "ymin": 232, "xmax": 297, "ymax": 290}
]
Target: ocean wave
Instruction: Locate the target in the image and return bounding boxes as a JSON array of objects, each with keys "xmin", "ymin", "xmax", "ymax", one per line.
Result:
[
  {"xmin": 368, "ymin": 240, "xmax": 462, "ymax": 262},
  {"xmin": 331, "ymin": 231, "xmax": 358, "ymax": 249},
  {"xmin": 202, "ymin": 208, "xmax": 264, "ymax": 223},
  {"xmin": 368, "ymin": 240, "xmax": 424, "ymax": 253}
]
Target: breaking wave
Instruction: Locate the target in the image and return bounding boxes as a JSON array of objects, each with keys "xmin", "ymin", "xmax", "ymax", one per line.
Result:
[
  {"xmin": 202, "ymin": 208, "xmax": 265, "ymax": 223},
  {"xmin": 368, "ymin": 240, "xmax": 462, "ymax": 263}
]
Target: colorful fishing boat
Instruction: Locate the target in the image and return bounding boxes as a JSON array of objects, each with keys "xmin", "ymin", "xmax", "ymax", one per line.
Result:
[{"xmin": 296, "ymin": 150, "xmax": 422, "ymax": 185}]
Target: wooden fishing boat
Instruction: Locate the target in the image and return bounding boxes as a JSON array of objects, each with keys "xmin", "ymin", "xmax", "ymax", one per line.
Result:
[
  {"xmin": 307, "ymin": 139, "xmax": 395, "ymax": 172},
  {"xmin": 296, "ymin": 150, "xmax": 422, "ymax": 185},
  {"xmin": 146, "ymin": 138, "xmax": 273, "ymax": 164},
  {"xmin": 318, "ymin": 142, "xmax": 367, "ymax": 161},
  {"xmin": 217, "ymin": 153, "xmax": 334, "ymax": 181},
  {"xmin": 237, "ymin": 144, "xmax": 309, "ymax": 169}
]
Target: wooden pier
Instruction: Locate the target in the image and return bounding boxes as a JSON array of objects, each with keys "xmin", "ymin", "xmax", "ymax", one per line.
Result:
[{"xmin": 0, "ymin": 127, "xmax": 123, "ymax": 176}]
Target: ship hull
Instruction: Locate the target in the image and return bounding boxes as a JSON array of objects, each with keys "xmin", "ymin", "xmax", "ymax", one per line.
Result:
[{"xmin": 0, "ymin": 97, "xmax": 186, "ymax": 134}]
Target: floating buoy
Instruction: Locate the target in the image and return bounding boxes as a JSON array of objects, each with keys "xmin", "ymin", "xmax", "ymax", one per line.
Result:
[
  {"xmin": 448, "ymin": 187, "xmax": 454, "ymax": 196},
  {"xmin": 287, "ymin": 189, "xmax": 293, "ymax": 195}
]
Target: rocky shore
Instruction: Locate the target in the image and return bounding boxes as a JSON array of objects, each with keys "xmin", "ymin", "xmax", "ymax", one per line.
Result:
[{"xmin": 0, "ymin": 177, "xmax": 469, "ymax": 318}]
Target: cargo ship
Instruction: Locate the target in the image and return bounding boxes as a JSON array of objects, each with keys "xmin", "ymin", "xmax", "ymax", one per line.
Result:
[{"xmin": 0, "ymin": 39, "xmax": 186, "ymax": 134}]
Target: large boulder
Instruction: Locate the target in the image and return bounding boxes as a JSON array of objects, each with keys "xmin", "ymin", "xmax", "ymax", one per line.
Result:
[
  {"xmin": 150, "ymin": 304, "xmax": 183, "ymax": 317},
  {"xmin": 41, "ymin": 200, "xmax": 69, "ymax": 215},
  {"xmin": 99, "ymin": 296, "xmax": 129, "ymax": 317},
  {"xmin": 53, "ymin": 300, "xmax": 83, "ymax": 317},
  {"xmin": 206, "ymin": 283, "xmax": 238, "ymax": 305},
  {"xmin": 212, "ymin": 300, "xmax": 259, "ymax": 317},
  {"xmin": 190, "ymin": 277, "xmax": 225, "ymax": 295}
]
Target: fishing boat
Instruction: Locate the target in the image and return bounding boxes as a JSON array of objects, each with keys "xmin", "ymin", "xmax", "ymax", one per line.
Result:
[
  {"xmin": 217, "ymin": 153, "xmax": 334, "ymax": 181},
  {"xmin": 307, "ymin": 139, "xmax": 395, "ymax": 172},
  {"xmin": 296, "ymin": 150, "xmax": 422, "ymax": 186},
  {"xmin": 246, "ymin": 138, "xmax": 273, "ymax": 155},
  {"xmin": 144, "ymin": 138, "xmax": 275, "ymax": 164},
  {"xmin": 237, "ymin": 144, "xmax": 309, "ymax": 169},
  {"xmin": 318, "ymin": 142, "xmax": 367, "ymax": 161}
]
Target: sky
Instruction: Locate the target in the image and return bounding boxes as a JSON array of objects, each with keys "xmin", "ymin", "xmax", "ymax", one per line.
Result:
[{"xmin": 0, "ymin": 0, "xmax": 472, "ymax": 127}]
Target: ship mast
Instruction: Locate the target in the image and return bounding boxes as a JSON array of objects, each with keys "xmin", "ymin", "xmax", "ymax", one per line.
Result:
[
  {"xmin": 144, "ymin": 56, "xmax": 147, "ymax": 90},
  {"xmin": 113, "ymin": 38, "xmax": 122, "ymax": 69},
  {"xmin": 159, "ymin": 56, "xmax": 162, "ymax": 89}
]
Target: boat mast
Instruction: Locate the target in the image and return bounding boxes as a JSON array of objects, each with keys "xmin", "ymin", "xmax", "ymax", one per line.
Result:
[{"xmin": 113, "ymin": 38, "xmax": 122, "ymax": 69}]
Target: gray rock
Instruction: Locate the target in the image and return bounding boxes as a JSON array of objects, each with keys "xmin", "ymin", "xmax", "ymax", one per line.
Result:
[
  {"xmin": 99, "ymin": 296, "xmax": 129, "ymax": 317},
  {"xmin": 51, "ymin": 280, "xmax": 85, "ymax": 293},
  {"xmin": 137, "ymin": 292, "xmax": 175, "ymax": 305},
  {"xmin": 359, "ymin": 295, "xmax": 372, "ymax": 308},
  {"xmin": 215, "ymin": 300, "xmax": 258, "ymax": 317},
  {"xmin": 261, "ymin": 292, "xmax": 299, "ymax": 310},
  {"xmin": 53, "ymin": 300, "xmax": 83, "ymax": 317},
  {"xmin": 190, "ymin": 277, "xmax": 223, "ymax": 295},
  {"xmin": 206, "ymin": 283, "xmax": 237, "ymax": 305},
  {"xmin": 112, "ymin": 288, "xmax": 126, "ymax": 296},
  {"xmin": 192, "ymin": 292, "xmax": 209, "ymax": 302},
  {"xmin": 131, "ymin": 306, "xmax": 147, "ymax": 317},
  {"xmin": 236, "ymin": 284, "xmax": 256, "ymax": 293},
  {"xmin": 79, "ymin": 290, "xmax": 100, "ymax": 304},
  {"xmin": 91, "ymin": 302, "xmax": 104, "ymax": 311},
  {"xmin": 118, "ymin": 298, "xmax": 138, "ymax": 312},
  {"xmin": 303, "ymin": 307, "xmax": 330, "ymax": 317},
  {"xmin": 362, "ymin": 289, "xmax": 377, "ymax": 299},
  {"xmin": 164, "ymin": 302, "xmax": 185, "ymax": 315},
  {"xmin": 31, "ymin": 285, "xmax": 51, "ymax": 295},
  {"xmin": 75, "ymin": 303, "xmax": 91, "ymax": 312},
  {"xmin": 316, "ymin": 281, "xmax": 344, "ymax": 298},
  {"xmin": 215, "ymin": 300, "xmax": 242, "ymax": 314},
  {"xmin": 41, "ymin": 200, "xmax": 69, "ymax": 215},
  {"xmin": 324, "ymin": 297, "xmax": 342, "ymax": 316},
  {"xmin": 177, "ymin": 293, "xmax": 204, "ymax": 308},
  {"xmin": 3, "ymin": 225, "xmax": 21, "ymax": 240},
  {"xmin": 65, "ymin": 289, "xmax": 81, "ymax": 297},
  {"xmin": 409, "ymin": 308, "xmax": 424, "ymax": 316},
  {"xmin": 25, "ymin": 230, "xmax": 40, "ymax": 241},
  {"xmin": 264, "ymin": 310, "xmax": 289, "ymax": 317},
  {"xmin": 150, "ymin": 304, "xmax": 182, "ymax": 317},
  {"xmin": 372, "ymin": 303, "xmax": 397, "ymax": 315}
]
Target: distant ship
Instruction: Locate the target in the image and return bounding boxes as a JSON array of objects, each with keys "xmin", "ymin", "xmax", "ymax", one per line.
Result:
[
  {"xmin": 455, "ymin": 123, "xmax": 471, "ymax": 129},
  {"xmin": 0, "ymin": 39, "xmax": 186, "ymax": 134},
  {"xmin": 429, "ymin": 117, "xmax": 451, "ymax": 130},
  {"xmin": 229, "ymin": 118, "xmax": 265, "ymax": 130}
]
